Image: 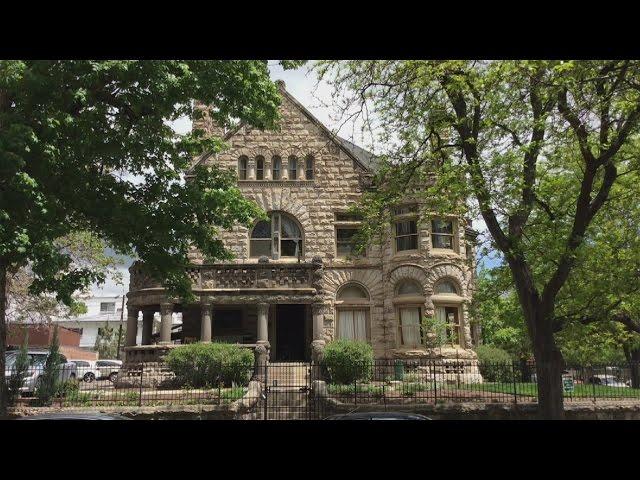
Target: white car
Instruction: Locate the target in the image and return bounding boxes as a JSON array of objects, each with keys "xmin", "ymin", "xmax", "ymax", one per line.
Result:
[
  {"xmin": 70, "ymin": 360, "xmax": 100, "ymax": 383},
  {"xmin": 95, "ymin": 359, "xmax": 122, "ymax": 383},
  {"xmin": 589, "ymin": 374, "xmax": 630, "ymax": 388},
  {"xmin": 5, "ymin": 350, "xmax": 77, "ymax": 394}
]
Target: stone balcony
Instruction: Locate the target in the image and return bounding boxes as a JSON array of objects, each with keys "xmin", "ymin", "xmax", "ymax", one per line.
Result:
[{"xmin": 127, "ymin": 257, "xmax": 324, "ymax": 306}]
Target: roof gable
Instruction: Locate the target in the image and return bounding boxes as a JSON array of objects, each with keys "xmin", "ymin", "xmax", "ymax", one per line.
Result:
[{"xmin": 190, "ymin": 81, "xmax": 378, "ymax": 173}]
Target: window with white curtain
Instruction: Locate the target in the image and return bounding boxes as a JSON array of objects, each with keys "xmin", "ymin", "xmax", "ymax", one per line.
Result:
[
  {"xmin": 398, "ymin": 307, "xmax": 422, "ymax": 347},
  {"xmin": 336, "ymin": 283, "xmax": 370, "ymax": 342},
  {"xmin": 338, "ymin": 309, "xmax": 368, "ymax": 341}
]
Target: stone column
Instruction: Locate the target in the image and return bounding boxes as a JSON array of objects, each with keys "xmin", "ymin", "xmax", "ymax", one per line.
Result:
[
  {"xmin": 159, "ymin": 302, "xmax": 173, "ymax": 345},
  {"xmin": 248, "ymin": 159, "xmax": 256, "ymax": 180},
  {"xmin": 256, "ymin": 303, "xmax": 269, "ymax": 346},
  {"xmin": 141, "ymin": 310, "xmax": 154, "ymax": 345},
  {"xmin": 200, "ymin": 301, "xmax": 213, "ymax": 343},
  {"xmin": 125, "ymin": 306, "xmax": 139, "ymax": 347},
  {"xmin": 310, "ymin": 303, "xmax": 326, "ymax": 380},
  {"xmin": 281, "ymin": 158, "xmax": 289, "ymax": 180}
]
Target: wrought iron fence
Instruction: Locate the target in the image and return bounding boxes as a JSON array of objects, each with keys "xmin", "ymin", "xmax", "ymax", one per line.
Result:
[{"xmin": 4, "ymin": 360, "xmax": 640, "ymax": 412}]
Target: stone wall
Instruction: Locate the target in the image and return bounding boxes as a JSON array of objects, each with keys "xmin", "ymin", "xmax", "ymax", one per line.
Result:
[{"xmin": 191, "ymin": 82, "xmax": 477, "ymax": 361}]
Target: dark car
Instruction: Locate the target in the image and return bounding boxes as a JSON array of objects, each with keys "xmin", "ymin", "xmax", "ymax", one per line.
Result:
[
  {"xmin": 18, "ymin": 412, "xmax": 130, "ymax": 420},
  {"xmin": 325, "ymin": 411, "xmax": 431, "ymax": 420}
]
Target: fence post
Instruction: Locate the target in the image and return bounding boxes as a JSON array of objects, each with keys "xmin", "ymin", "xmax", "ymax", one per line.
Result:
[
  {"xmin": 432, "ymin": 360, "xmax": 437, "ymax": 405},
  {"xmin": 263, "ymin": 362, "xmax": 268, "ymax": 421},
  {"xmin": 592, "ymin": 366, "xmax": 597, "ymax": 403},
  {"xmin": 139, "ymin": 363, "xmax": 143, "ymax": 407},
  {"xmin": 512, "ymin": 361, "xmax": 518, "ymax": 405}
]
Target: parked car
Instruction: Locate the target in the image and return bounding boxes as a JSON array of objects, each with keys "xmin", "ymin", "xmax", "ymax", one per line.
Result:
[
  {"xmin": 588, "ymin": 374, "xmax": 630, "ymax": 387},
  {"xmin": 95, "ymin": 359, "xmax": 122, "ymax": 383},
  {"xmin": 325, "ymin": 412, "xmax": 431, "ymax": 420},
  {"xmin": 4, "ymin": 350, "xmax": 77, "ymax": 395},
  {"xmin": 70, "ymin": 360, "xmax": 100, "ymax": 383}
]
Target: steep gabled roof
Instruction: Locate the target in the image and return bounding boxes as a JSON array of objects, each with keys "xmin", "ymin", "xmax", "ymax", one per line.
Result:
[
  {"xmin": 189, "ymin": 81, "xmax": 379, "ymax": 174},
  {"xmin": 335, "ymin": 136, "xmax": 380, "ymax": 172}
]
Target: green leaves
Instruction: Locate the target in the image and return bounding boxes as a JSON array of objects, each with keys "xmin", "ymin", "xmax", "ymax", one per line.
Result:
[{"xmin": 0, "ymin": 60, "xmax": 280, "ymax": 304}]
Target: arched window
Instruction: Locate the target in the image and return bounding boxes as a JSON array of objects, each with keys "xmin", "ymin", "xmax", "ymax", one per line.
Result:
[
  {"xmin": 396, "ymin": 279, "xmax": 423, "ymax": 296},
  {"xmin": 288, "ymin": 156, "xmax": 298, "ymax": 180},
  {"xmin": 336, "ymin": 283, "xmax": 370, "ymax": 342},
  {"xmin": 305, "ymin": 155, "xmax": 314, "ymax": 180},
  {"xmin": 256, "ymin": 156, "xmax": 264, "ymax": 180},
  {"xmin": 434, "ymin": 280, "xmax": 459, "ymax": 295},
  {"xmin": 272, "ymin": 156, "xmax": 281, "ymax": 180},
  {"xmin": 249, "ymin": 212, "xmax": 303, "ymax": 259},
  {"xmin": 238, "ymin": 156, "xmax": 248, "ymax": 180},
  {"xmin": 394, "ymin": 279, "xmax": 425, "ymax": 348}
]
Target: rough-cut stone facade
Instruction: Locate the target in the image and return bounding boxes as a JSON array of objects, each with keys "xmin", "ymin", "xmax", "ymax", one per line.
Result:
[
  {"xmin": 188, "ymin": 81, "xmax": 478, "ymax": 361},
  {"xmin": 124, "ymin": 81, "xmax": 478, "ymax": 369}
]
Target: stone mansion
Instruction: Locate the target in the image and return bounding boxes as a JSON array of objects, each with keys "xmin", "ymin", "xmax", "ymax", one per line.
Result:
[{"xmin": 123, "ymin": 81, "xmax": 479, "ymax": 367}]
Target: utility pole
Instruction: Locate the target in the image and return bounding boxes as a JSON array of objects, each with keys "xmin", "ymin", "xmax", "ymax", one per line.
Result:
[{"xmin": 116, "ymin": 295, "xmax": 125, "ymax": 359}]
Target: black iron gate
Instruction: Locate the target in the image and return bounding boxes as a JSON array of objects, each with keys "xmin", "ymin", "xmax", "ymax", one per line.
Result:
[{"xmin": 261, "ymin": 362, "xmax": 323, "ymax": 420}]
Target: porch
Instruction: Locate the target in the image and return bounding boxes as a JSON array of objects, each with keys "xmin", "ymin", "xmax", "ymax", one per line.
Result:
[{"xmin": 123, "ymin": 257, "xmax": 326, "ymax": 364}]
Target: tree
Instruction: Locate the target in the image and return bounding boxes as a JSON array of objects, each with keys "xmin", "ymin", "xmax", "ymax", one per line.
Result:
[
  {"xmin": 6, "ymin": 231, "xmax": 123, "ymax": 324},
  {"xmin": 316, "ymin": 60, "xmax": 640, "ymax": 418},
  {"xmin": 0, "ymin": 60, "xmax": 282, "ymax": 415},
  {"xmin": 35, "ymin": 325, "xmax": 61, "ymax": 406},
  {"xmin": 94, "ymin": 323, "xmax": 124, "ymax": 359}
]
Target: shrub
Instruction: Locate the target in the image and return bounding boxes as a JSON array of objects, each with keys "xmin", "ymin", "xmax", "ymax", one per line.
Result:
[
  {"xmin": 323, "ymin": 339, "xmax": 373, "ymax": 384},
  {"xmin": 7, "ymin": 335, "xmax": 30, "ymax": 405},
  {"xmin": 166, "ymin": 343, "xmax": 254, "ymax": 388},
  {"xmin": 476, "ymin": 345, "xmax": 515, "ymax": 383},
  {"xmin": 36, "ymin": 326, "xmax": 62, "ymax": 406}
]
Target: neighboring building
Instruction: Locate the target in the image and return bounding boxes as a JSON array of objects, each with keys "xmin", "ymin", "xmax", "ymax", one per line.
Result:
[
  {"xmin": 7, "ymin": 324, "xmax": 97, "ymax": 361},
  {"xmin": 124, "ymin": 81, "xmax": 479, "ymax": 370},
  {"xmin": 54, "ymin": 295, "xmax": 178, "ymax": 353}
]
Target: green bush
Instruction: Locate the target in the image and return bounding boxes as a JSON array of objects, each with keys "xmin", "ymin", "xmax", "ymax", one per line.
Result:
[
  {"xmin": 166, "ymin": 343, "xmax": 254, "ymax": 388},
  {"xmin": 476, "ymin": 345, "xmax": 515, "ymax": 382},
  {"xmin": 323, "ymin": 339, "xmax": 374, "ymax": 385}
]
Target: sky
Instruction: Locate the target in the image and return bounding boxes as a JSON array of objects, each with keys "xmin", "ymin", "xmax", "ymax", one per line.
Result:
[{"xmin": 91, "ymin": 62, "xmax": 498, "ymax": 297}]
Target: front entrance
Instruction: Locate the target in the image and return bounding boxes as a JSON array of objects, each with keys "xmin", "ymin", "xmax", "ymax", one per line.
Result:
[{"xmin": 274, "ymin": 304, "xmax": 307, "ymax": 361}]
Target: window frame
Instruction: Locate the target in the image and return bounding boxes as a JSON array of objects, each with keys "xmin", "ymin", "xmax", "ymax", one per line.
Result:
[
  {"xmin": 434, "ymin": 304, "xmax": 463, "ymax": 347},
  {"xmin": 394, "ymin": 219, "xmax": 419, "ymax": 253},
  {"xmin": 392, "ymin": 204, "xmax": 419, "ymax": 254},
  {"xmin": 249, "ymin": 212, "xmax": 303, "ymax": 259},
  {"xmin": 238, "ymin": 156, "xmax": 248, "ymax": 181},
  {"xmin": 335, "ymin": 283, "xmax": 371, "ymax": 342},
  {"xmin": 431, "ymin": 218, "xmax": 457, "ymax": 251},
  {"xmin": 100, "ymin": 302, "xmax": 116, "ymax": 314},
  {"xmin": 305, "ymin": 155, "xmax": 314, "ymax": 180},
  {"xmin": 272, "ymin": 155, "xmax": 281, "ymax": 180},
  {"xmin": 255, "ymin": 156, "xmax": 264, "ymax": 180},
  {"xmin": 396, "ymin": 305, "xmax": 424, "ymax": 348},
  {"xmin": 288, "ymin": 156, "xmax": 298, "ymax": 180}
]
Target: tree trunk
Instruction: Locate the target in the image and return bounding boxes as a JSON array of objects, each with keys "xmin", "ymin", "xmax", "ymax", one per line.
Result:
[
  {"xmin": 533, "ymin": 322, "xmax": 566, "ymax": 420},
  {"xmin": 0, "ymin": 259, "xmax": 8, "ymax": 417}
]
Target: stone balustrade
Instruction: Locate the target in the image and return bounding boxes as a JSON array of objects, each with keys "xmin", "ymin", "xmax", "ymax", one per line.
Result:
[{"xmin": 128, "ymin": 258, "xmax": 323, "ymax": 293}]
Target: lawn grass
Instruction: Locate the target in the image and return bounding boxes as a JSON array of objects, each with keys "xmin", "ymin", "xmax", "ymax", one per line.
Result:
[{"xmin": 463, "ymin": 382, "xmax": 640, "ymax": 399}]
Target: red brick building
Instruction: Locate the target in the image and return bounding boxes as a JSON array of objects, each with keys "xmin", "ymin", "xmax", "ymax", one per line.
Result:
[{"xmin": 7, "ymin": 324, "xmax": 98, "ymax": 361}]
